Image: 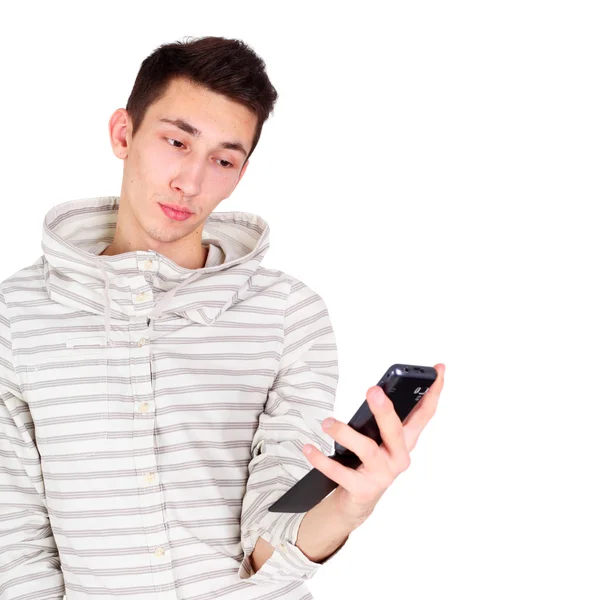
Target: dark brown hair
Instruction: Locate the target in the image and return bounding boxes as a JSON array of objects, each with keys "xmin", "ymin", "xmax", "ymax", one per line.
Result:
[{"xmin": 125, "ymin": 36, "xmax": 278, "ymax": 164}]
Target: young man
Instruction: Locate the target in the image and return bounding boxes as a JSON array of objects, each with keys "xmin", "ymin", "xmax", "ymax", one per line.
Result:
[{"xmin": 0, "ymin": 36, "xmax": 444, "ymax": 599}]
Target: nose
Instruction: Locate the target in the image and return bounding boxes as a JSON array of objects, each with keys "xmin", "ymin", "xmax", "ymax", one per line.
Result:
[{"xmin": 171, "ymin": 156, "xmax": 206, "ymax": 197}]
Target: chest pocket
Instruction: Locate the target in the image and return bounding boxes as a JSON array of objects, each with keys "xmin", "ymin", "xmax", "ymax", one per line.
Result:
[{"xmin": 24, "ymin": 337, "xmax": 110, "ymax": 458}]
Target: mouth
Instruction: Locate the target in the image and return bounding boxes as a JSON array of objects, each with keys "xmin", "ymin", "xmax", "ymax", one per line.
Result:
[{"xmin": 158, "ymin": 202, "xmax": 194, "ymax": 222}]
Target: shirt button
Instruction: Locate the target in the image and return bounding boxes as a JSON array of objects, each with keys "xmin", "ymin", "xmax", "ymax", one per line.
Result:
[
  {"xmin": 143, "ymin": 259, "xmax": 154, "ymax": 270},
  {"xmin": 135, "ymin": 292, "xmax": 148, "ymax": 303},
  {"xmin": 137, "ymin": 337, "xmax": 147, "ymax": 347},
  {"xmin": 278, "ymin": 543, "xmax": 287, "ymax": 554},
  {"xmin": 139, "ymin": 402, "xmax": 150, "ymax": 413},
  {"xmin": 154, "ymin": 546, "xmax": 165, "ymax": 558},
  {"xmin": 145, "ymin": 472, "xmax": 156, "ymax": 484}
]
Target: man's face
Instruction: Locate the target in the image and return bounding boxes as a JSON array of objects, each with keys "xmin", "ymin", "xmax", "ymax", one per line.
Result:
[{"xmin": 111, "ymin": 77, "xmax": 257, "ymax": 246}]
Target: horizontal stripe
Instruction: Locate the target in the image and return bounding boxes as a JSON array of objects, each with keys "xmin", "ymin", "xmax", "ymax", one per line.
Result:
[{"xmin": 0, "ymin": 196, "xmax": 345, "ymax": 600}]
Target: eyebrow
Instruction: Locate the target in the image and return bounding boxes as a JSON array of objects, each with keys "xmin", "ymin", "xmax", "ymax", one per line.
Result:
[{"xmin": 158, "ymin": 117, "xmax": 248, "ymax": 158}]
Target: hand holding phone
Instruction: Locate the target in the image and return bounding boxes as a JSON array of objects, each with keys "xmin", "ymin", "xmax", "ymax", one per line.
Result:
[{"xmin": 268, "ymin": 363, "xmax": 438, "ymax": 513}]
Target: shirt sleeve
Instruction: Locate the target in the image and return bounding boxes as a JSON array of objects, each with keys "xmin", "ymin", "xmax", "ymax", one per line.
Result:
[
  {"xmin": 0, "ymin": 289, "xmax": 66, "ymax": 599},
  {"xmin": 237, "ymin": 278, "xmax": 349, "ymax": 584}
]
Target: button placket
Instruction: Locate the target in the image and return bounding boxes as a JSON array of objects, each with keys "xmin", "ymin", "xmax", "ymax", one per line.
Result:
[
  {"xmin": 138, "ymin": 401, "xmax": 151, "ymax": 413},
  {"xmin": 129, "ymin": 316, "xmax": 169, "ymax": 582},
  {"xmin": 138, "ymin": 253, "xmax": 157, "ymax": 272}
]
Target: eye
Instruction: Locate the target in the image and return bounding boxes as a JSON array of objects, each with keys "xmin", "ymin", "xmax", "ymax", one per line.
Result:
[
  {"xmin": 166, "ymin": 137, "xmax": 185, "ymax": 149},
  {"xmin": 165, "ymin": 137, "xmax": 233, "ymax": 169}
]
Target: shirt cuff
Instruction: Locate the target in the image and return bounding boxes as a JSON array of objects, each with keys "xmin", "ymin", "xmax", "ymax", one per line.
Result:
[{"xmin": 238, "ymin": 508, "xmax": 349, "ymax": 584}]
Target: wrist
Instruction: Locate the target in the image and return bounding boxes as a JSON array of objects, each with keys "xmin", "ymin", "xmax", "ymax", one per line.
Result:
[{"xmin": 328, "ymin": 487, "xmax": 374, "ymax": 530}]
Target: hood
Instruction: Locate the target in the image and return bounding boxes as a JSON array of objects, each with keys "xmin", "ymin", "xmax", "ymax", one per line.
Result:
[{"xmin": 41, "ymin": 196, "xmax": 271, "ymax": 345}]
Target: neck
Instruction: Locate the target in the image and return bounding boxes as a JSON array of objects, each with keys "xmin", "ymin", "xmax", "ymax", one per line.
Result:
[
  {"xmin": 100, "ymin": 238, "xmax": 208, "ymax": 270},
  {"xmin": 99, "ymin": 204, "xmax": 208, "ymax": 270}
]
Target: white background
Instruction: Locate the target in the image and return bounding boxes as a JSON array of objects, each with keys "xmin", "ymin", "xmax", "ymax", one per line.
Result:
[{"xmin": 1, "ymin": 1, "xmax": 598, "ymax": 598}]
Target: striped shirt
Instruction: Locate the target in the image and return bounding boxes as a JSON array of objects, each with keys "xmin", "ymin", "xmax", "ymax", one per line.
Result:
[{"xmin": 0, "ymin": 196, "xmax": 346, "ymax": 600}]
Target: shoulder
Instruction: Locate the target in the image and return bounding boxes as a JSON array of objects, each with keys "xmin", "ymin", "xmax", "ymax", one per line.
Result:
[
  {"xmin": 255, "ymin": 266, "xmax": 329, "ymax": 316},
  {"xmin": 0, "ymin": 255, "xmax": 46, "ymax": 307}
]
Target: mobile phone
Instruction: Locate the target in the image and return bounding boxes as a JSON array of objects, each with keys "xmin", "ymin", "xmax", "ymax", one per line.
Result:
[
  {"xmin": 333, "ymin": 363, "xmax": 437, "ymax": 456},
  {"xmin": 268, "ymin": 363, "xmax": 438, "ymax": 513}
]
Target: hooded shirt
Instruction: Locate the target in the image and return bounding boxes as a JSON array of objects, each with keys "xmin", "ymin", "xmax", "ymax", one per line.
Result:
[{"xmin": 0, "ymin": 196, "xmax": 347, "ymax": 600}]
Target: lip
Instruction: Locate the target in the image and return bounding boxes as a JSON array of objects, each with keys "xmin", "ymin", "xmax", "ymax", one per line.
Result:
[
  {"xmin": 158, "ymin": 202, "xmax": 194, "ymax": 222},
  {"xmin": 159, "ymin": 202, "xmax": 193, "ymax": 214}
]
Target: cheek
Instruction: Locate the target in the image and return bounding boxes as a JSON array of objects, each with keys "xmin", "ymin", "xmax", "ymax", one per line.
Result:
[
  {"xmin": 215, "ymin": 163, "xmax": 243, "ymax": 187},
  {"xmin": 215, "ymin": 168, "xmax": 238, "ymax": 189},
  {"xmin": 142, "ymin": 146, "xmax": 172, "ymax": 181},
  {"xmin": 195, "ymin": 165, "xmax": 239, "ymax": 196}
]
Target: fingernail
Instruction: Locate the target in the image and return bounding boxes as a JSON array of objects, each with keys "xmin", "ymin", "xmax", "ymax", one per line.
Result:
[
  {"xmin": 322, "ymin": 417, "xmax": 335, "ymax": 429},
  {"xmin": 373, "ymin": 388, "xmax": 385, "ymax": 405}
]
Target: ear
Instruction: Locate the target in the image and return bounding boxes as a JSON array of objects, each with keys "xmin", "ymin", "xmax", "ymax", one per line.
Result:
[{"xmin": 108, "ymin": 108, "xmax": 131, "ymax": 160}]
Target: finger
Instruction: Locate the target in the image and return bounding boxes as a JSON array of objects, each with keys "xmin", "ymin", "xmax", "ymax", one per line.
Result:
[
  {"xmin": 403, "ymin": 363, "xmax": 445, "ymax": 449},
  {"xmin": 430, "ymin": 363, "xmax": 445, "ymax": 395},
  {"xmin": 302, "ymin": 443, "xmax": 362, "ymax": 492},
  {"xmin": 406, "ymin": 362, "xmax": 445, "ymax": 424},
  {"xmin": 320, "ymin": 417, "xmax": 386, "ymax": 473},
  {"xmin": 366, "ymin": 386, "xmax": 410, "ymax": 467}
]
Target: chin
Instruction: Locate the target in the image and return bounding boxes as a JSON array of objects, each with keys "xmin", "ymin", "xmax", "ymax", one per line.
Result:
[
  {"xmin": 152, "ymin": 214, "xmax": 201, "ymax": 240},
  {"xmin": 145, "ymin": 228, "xmax": 188, "ymax": 245}
]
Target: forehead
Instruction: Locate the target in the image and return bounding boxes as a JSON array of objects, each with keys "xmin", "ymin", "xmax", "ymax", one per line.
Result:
[{"xmin": 148, "ymin": 77, "xmax": 257, "ymax": 140}]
